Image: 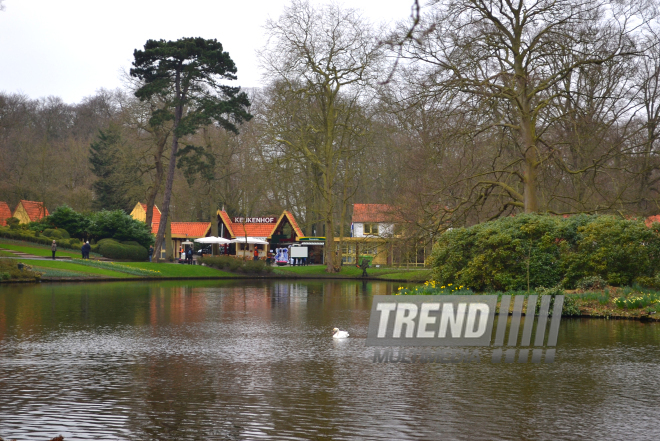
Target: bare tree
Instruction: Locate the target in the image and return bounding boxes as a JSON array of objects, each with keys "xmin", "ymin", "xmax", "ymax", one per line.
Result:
[
  {"xmin": 398, "ymin": 0, "xmax": 656, "ymax": 213},
  {"xmin": 260, "ymin": 0, "xmax": 384, "ymax": 272}
]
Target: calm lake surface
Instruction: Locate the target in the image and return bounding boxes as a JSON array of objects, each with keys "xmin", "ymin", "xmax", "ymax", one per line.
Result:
[{"xmin": 0, "ymin": 280, "xmax": 659, "ymax": 440}]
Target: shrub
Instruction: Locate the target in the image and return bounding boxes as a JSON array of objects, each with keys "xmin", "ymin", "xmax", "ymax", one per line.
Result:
[
  {"xmin": 0, "ymin": 226, "xmax": 81, "ymax": 250},
  {"xmin": 431, "ymin": 214, "xmax": 660, "ymax": 291},
  {"xmin": 0, "ymin": 258, "xmax": 42, "ymax": 281},
  {"xmin": 96, "ymin": 238, "xmax": 148, "ymax": 261},
  {"xmin": 6, "ymin": 217, "xmax": 20, "ymax": 229},
  {"xmin": 43, "ymin": 205, "xmax": 90, "ymax": 238},
  {"xmin": 89, "ymin": 210, "xmax": 154, "ymax": 248},
  {"xmin": 576, "ymin": 276, "xmax": 607, "ymax": 291},
  {"xmin": 199, "ymin": 256, "xmax": 272, "ymax": 274},
  {"xmin": 43, "ymin": 228, "xmax": 70, "ymax": 239}
]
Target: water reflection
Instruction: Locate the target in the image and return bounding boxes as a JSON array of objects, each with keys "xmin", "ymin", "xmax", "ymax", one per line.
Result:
[{"xmin": 0, "ymin": 280, "xmax": 659, "ymax": 440}]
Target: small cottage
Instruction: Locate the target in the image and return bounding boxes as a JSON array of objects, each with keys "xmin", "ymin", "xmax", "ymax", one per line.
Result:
[
  {"xmin": 0, "ymin": 202, "xmax": 13, "ymax": 226},
  {"xmin": 13, "ymin": 200, "xmax": 49, "ymax": 224}
]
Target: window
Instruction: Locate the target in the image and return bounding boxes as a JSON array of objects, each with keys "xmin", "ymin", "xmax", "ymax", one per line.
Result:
[
  {"xmin": 364, "ymin": 223, "xmax": 379, "ymax": 236},
  {"xmin": 361, "ymin": 244, "xmax": 378, "ymax": 255}
]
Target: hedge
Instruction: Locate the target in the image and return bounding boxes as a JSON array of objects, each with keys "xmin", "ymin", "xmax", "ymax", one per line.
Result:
[
  {"xmin": 94, "ymin": 238, "xmax": 148, "ymax": 261},
  {"xmin": 431, "ymin": 214, "xmax": 660, "ymax": 291},
  {"xmin": 0, "ymin": 227, "xmax": 83, "ymax": 250},
  {"xmin": 199, "ymin": 256, "xmax": 273, "ymax": 274},
  {"xmin": 43, "ymin": 228, "xmax": 70, "ymax": 239}
]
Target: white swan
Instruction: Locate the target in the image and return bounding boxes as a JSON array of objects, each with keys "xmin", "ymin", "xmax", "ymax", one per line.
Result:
[{"xmin": 333, "ymin": 327, "xmax": 349, "ymax": 339}]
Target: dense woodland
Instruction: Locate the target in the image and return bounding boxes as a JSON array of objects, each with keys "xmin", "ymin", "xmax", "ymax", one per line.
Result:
[{"xmin": 2, "ymin": 0, "xmax": 660, "ymax": 263}]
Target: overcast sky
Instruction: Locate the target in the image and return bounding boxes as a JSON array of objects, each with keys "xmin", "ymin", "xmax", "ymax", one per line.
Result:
[{"xmin": 0, "ymin": 0, "xmax": 413, "ymax": 104}]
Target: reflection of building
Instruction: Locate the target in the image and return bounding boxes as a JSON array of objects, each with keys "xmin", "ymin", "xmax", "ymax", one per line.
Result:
[
  {"xmin": 130, "ymin": 202, "xmax": 211, "ymax": 259},
  {"xmin": 13, "ymin": 200, "xmax": 49, "ymax": 224}
]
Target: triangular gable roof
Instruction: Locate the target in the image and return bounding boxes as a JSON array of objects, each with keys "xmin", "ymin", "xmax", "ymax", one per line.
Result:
[
  {"xmin": 217, "ymin": 210, "xmax": 236, "ymax": 238},
  {"xmin": 271, "ymin": 211, "xmax": 304, "ymax": 239},
  {"xmin": 140, "ymin": 203, "xmax": 161, "ymax": 225},
  {"xmin": 0, "ymin": 202, "xmax": 12, "ymax": 226},
  {"xmin": 17, "ymin": 200, "xmax": 49, "ymax": 222},
  {"xmin": 131, "ymin": 202, "xmax": 162, "ymax": 225}
]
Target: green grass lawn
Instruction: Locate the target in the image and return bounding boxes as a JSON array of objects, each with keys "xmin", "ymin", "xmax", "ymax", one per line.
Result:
[
  {"xmin": 122, "ymin": 262, "xmax": 236, "ymax": 278},
  {"xmin": 273, "ymin": 265, "xmax": 432, "ymax": 281},
  {"xmin": 0, "ymin": 250, "xmax": 15, "ymax": 257},
  {"xmin": 22, "ymin": 260, "xmax": 134, "ymax": 278},
  {"xmin": 0, "ymin": 240, "xmax": 92, "ymax": 259}
]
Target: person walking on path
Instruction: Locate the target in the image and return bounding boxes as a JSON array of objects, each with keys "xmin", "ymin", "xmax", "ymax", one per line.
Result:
[
  {"xmin": 51, "ymin": 240, "xmax": 57, "ymax": 260},
  {"xmin": 81, "ymin": 243, "xmax": 85, "ymax": 259},
  {"xmin": 148, "ymin": 245, "xmax": 154, "ymax": 262},
  {"xmin": 186, "ymin": 247, "xmax": 193, "ymax": 265},
  {"xmin": 254, "ymin": 247, "xmax": 259, "ymax": 261}
]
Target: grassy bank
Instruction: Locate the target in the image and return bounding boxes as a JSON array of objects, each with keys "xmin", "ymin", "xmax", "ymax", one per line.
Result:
[
  {"xmin": 27, "ymin": 260, "xmax": 134, "ymax": 278},
  {"xmin": 396, "ymin": 283, "xmax": 660, "ymax": 320},
  {"xmin": 0, "ymin": 238, "xmax": 100, "ymax": 259},
  {"xmin": 273, "ymin": 265, "xmax": 431, "ymax": 282}
]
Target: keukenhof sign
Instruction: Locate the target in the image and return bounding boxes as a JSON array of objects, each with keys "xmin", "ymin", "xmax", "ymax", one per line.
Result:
[{"xmin": 367, "ymin": 295, "xmax": 563, "ymax": 364}]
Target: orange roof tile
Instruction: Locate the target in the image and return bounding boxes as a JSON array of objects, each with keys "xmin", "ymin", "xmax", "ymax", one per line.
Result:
[
  {"xmin": 141, "ymin": 203, "xmax": 162, "ymax": 225},
  {"xmin": 352, "ymin": 204, "xmax": 399, "ymax": 223},
  {"xmin": 231, "ymin": 223, "xmax": 277, "ymax": 238},
  {"xmin": 0, "ymin": 202, "xmax": 12, "ymax": 226},
  {"xmin": 150, "ymin": 222, "xmax": 211, "ymax": 238},
  {"xmin": 19, "ymin": 200, "xmax": 49, "ymax": 222}
]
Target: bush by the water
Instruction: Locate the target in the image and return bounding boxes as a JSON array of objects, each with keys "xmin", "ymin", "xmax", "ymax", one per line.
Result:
[
  {"xmin": 0, "ymin": 258, "xmax": 42, "ymax": 281},
  {"xmin": 199, "ymin": 256, "xmax": 273, "ymax": 274},
  {"xmin": 431, "ymin": 214, "xmax": 660, "ymax": 291},
  {"xmin": 94, "ymin": 238, "xmax": 148, "ymax": 261}
]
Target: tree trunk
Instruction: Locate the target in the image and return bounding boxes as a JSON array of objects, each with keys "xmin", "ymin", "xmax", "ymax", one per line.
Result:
[
  {"xmin": 153, "ymin": 71, "xmax": 183, "ymax": 261},
  {"xmin": 210, "ymin": 195, "xmax": 219, "ymax": 255},
  {"xmin": 153, "ymin": 130, "xmax": 179, "ymax": 259}
]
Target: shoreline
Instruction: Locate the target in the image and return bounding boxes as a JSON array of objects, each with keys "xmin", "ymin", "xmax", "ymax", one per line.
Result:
[{"xmin": 1, "ymin": 274, "xmax": 418, "ymax": 284}]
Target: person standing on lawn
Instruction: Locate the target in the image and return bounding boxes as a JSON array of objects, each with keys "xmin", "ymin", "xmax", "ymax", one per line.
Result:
[
  {"xmin": 148, "ymin": 245, "xmax": 154, "ymax": 262},
  {"xmin": 82, "ymin": 241, "xmax": 91, "ymax": 259},
  {"xmin": 51, "ymin": 240, "xmax": 57, "ymax": 260}
]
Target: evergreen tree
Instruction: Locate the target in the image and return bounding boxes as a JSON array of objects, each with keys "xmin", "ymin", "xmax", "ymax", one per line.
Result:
[
  {"xmin": 130, "ymin": 37, "xmax": 252, "ymax": 259},
  {"xmin": 89, "ymin": 126, "xmax": 130, "ymax": 211}
]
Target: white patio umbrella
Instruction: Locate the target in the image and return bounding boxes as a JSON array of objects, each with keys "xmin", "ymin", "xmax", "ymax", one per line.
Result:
[
  {"xmin": 230, "ymin": 237, "xmax": 269, "ymax": 245},
  {"xmin": 194, "ymin": 236, "xmax": 231, "ymax": 244}
]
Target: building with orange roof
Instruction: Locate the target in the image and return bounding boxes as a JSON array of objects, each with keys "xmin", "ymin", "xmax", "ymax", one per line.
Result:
[
  {"xmin": 13, "ymin": 200, "xmax": 49, "ymax": 224},
  {"xmin": 215, "ymin": 209, "xmax": 317, "ymax": 260},
  {"xmin": 129, "ymin": 202, "xmax": 162, "ymax": 226},
  {"xmin": 130, "ymin": 202, "xmax": 212, "ymax": 260},
  {"xmin": 0, "ymin": 202, "xmax": 13, "ymax": 226}
]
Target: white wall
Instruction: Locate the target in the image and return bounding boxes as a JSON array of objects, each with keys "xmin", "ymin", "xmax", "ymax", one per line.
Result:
[{"xmin": 353, "ymin": 222, "xmax": 394, "ymax": 238}]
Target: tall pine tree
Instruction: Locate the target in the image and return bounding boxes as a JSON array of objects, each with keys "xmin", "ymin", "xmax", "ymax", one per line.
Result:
[{"xmin": 89, "ymin": 126, "xmax": 131, "ymax": 211}]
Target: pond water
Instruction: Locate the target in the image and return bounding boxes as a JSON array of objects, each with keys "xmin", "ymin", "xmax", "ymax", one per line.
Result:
[{"xmin": 0, "ymin": 280, "xmax": 659, "ymax": 440}]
